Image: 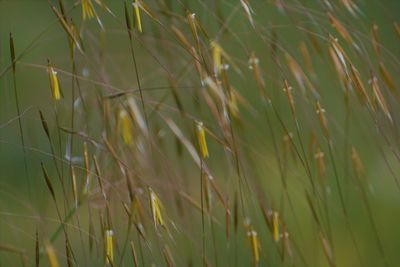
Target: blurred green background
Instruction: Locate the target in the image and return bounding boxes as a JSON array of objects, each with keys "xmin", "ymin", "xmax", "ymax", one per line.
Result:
[{"xmin": 1, "ymin": 0, "xmax": 400, "ymax": 266}]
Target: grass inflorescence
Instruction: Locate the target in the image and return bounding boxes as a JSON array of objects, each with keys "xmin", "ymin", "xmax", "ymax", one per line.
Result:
[{"xmin": 0, "ymin": 0, "xmax": 400, "ymax": 266}]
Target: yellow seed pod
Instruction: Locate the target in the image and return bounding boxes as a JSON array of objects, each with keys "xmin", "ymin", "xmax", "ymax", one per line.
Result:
[
  {"xmin": 248, "ymin": 230, "xmax": 261, "ymax": 264},
  {"xmin": 228, "ymin": 92, "xmax": 239, "ymax": 118},
  {"xmin": 119, "ymin": 109, "xmax": 133, "ymax": 145},
  {"xmin": 149, "ymin": 188, "xmax": 165, "ymax": 227},
  {"xmin": 105, "ymin": 229, "xmax": 114, "ymax": 265},
  {"xmin": 45, "ymin": 242, "xmax": 60, "ymax": 267},
  {"xmin": 272, "ymin": 211, "xmax": 280, "ymax": 242},
  {"xmin": 196, "ymin": 121, "xmax": 209, "ymax": 159},
  {"xmin": 47, "ymin": 63, "xmax": 62, "ymax": 100},
  {"xmin": 244, "ymin": 218, "xmax": 261, "ymax": 265},
  {"xmin": 133, "ymin": 0, "xmax": 142, "ymax": 32},
  {"xmin": 211, "ymin": 41, "xmax": 222, "ymax": 76},
  {"xmin": 82, "ymin": 0, "xmax": 95, "ymax": 20}
]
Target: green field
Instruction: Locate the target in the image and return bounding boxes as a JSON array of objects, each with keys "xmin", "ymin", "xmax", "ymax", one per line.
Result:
[{"xmin": 1, "ymin": 0, "xmax": 400, "ymax": 266}]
